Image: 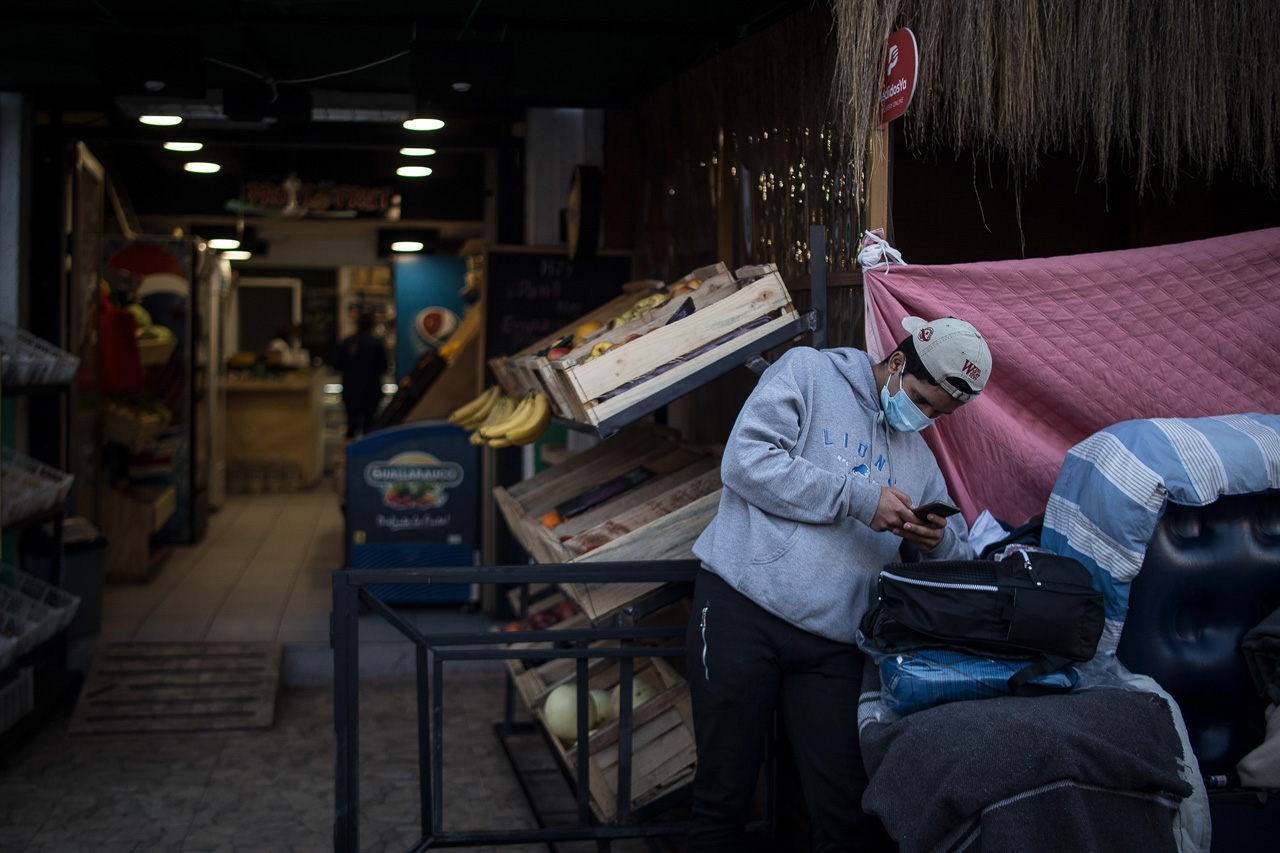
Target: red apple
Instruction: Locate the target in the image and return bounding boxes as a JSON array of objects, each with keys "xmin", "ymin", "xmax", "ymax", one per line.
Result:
[
  {"xmin": 624, "ymin": 334, "xmax": 642, "ymax": 344},
  {"xmin": 548, "ymin": 347, "xmax": 572, "ymax": 360}
]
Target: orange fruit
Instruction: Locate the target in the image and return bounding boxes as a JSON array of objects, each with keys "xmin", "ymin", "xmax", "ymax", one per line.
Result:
[{"xmin": 541, "ymin": 511, "xmax": 564, "ymax": 529}]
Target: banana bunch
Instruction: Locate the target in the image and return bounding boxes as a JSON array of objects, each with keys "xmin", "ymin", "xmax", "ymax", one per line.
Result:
[
  {"xmin": 476, "ymin": 391, "xmax": 553, "ymax": 447},
  {"xmin": 448, "ymin": 385, "xmax": 505, "ymax": 428},
  {"xmin": 467, "ymin": 393, "xmax": 518, "ymax": 445}
]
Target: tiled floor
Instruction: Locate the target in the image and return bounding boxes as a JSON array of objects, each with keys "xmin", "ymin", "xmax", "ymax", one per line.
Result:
[{"xmin": 0, "ymin": 488, "xmax": 685, "ymax": 852}]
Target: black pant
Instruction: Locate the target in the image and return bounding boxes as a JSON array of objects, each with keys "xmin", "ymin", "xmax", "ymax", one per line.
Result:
[
  {"xmin": 344, "ymin": 396, "xmax": 377, "ymax": 438},
  {"xmin": 684, "ymin": 569, "xmax": 894, "ymax": 853}
]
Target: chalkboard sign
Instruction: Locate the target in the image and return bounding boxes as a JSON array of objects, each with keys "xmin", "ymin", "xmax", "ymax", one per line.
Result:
[
  {"xmin": 237, "ymin": 285, "xmax": 295, "ymax": 352},
  {"xmin": 301, "ymin": 286, "xmax": 337, "ymax": 363},
  {"xmin": 484, "ymin": 247, "xmax": 633, "ymax": 360}
]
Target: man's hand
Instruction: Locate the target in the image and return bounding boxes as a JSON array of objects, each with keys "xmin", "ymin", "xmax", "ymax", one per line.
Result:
[{"xmin": 871, "ymin": 486, "xmax": 948, "ymax": 552}]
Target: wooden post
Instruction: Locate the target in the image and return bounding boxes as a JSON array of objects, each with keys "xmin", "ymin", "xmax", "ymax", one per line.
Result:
[{"xmin": 864, "ymin": 127, "xmax": 891, "ymax": 236}]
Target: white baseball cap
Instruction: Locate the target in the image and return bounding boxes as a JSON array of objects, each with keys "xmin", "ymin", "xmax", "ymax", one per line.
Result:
[{"xmin": 901, "ymin": 316, "xmax": 991, "ymax": 402}]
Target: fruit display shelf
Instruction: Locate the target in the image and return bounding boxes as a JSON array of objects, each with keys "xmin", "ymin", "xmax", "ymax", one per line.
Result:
[
  {"xmin": 490, "ymin": 263, "xmax": 808, "ymax": 438},
  {"xmin": 491, "ymin": 421, "xmax": 721, "ymax": 622},
  {"xmin": 529, "ymin": 654, "xmax": 696, "ymax": 824}
]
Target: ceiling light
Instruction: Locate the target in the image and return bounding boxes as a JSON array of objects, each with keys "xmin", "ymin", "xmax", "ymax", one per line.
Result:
[
  {"xmin": 403, "ymin": 118, "xmax": 445, "ymax": 131},
  {"xmin": 220, "ymin": 250, "xmax": 252, "ymax": 260},
  {"xmin": 399, "ymin": 147, "xmax": 436, "ymax": 156},
  {"xmin": 183, "ymin": 161, "xmax": 221, "ymax": 173},
  {"xmin": 396, "ymin": 166, "xmax": 433, "ymax": 177},
  {"xmin": 207, "ymin": 238, "xmax": 240, "ymax": 250},
  {"xmin": 378, "ymin": 227, "xmax": 438, "ymax": 257},
  {"xmin": 139, "ymin": 115, "xmax": 183, "ymax": 126},
  {"xmin": 164, "ymin": 141, "xmax": 203, "ymax": 152}
]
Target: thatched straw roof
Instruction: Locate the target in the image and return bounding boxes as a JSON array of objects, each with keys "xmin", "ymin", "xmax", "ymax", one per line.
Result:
[{"xmin": 833, "ymin": 0, "xmax": 1280, "ymax": 192}]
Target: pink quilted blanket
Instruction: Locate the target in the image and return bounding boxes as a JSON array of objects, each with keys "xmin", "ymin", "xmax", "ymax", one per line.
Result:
[{"xmin": 863, "ymin": 227, "xmax": 1280, "ymax": 526}]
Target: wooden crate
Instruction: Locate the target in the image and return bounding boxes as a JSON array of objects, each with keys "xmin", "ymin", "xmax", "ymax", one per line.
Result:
[
  {"xmin": 492, "ymin": 421, "xmax": 722, "ymax": 621},
  {"xmin": 531, "ymin": 654, "xmax": 696, "ymax": 823},
  {"xmin": 502, "ymin": 591, "xmax": 690, "ymax": 711},
  {"xmin": 498, "ymin": 263, "xmax": 798, "ymax": 430},
  {"xmin": 100, "ymin": 484, "xmax": 176, "ymax": 583},
  {"xmin": 488, "ymin": 277, "xmax": 669, "ymax": 419},
  {"xmin": 499, "ymin": 586, "xmax": 594, "ymax": 709}
]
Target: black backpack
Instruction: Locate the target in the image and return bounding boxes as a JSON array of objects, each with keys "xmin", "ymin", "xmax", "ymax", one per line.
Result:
[{"xmin": 860, "ymin": 550, "xmax": 1105, "ymax": 695}]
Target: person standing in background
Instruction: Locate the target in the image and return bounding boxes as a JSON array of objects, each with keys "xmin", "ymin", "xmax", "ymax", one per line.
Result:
[{"xmin": 334, "ymin": 312, "xmax": 388, "ymax": 439}]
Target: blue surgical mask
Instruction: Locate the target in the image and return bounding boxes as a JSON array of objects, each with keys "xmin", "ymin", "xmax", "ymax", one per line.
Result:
[{"xmin": 880, "ymin": 367, "xmax": 936, "ymax": 433}]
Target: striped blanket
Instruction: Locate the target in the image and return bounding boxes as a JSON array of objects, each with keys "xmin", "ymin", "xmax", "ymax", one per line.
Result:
[{"xmin": 1041, "ymin": 414, "xmax": 1280, "ymax": 655}]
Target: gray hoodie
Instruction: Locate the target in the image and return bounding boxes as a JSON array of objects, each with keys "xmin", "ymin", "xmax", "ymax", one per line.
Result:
[{"xmin": 692, "ymin": 346, "xmax": 974, "ymax": 643}]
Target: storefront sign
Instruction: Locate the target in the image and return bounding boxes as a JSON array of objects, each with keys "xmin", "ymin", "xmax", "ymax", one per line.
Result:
[
  {"xmin": 243, "ymin": 179, "xmax": 395, "ymax": 213},
  {"xmin": 880, "ymin": 28, "xmax": 919, "ymax": 126}
]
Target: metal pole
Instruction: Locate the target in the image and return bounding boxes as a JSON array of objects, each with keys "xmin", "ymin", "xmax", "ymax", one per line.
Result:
[
  {"xmin": 809, "ymin": 224, "xmax": 828, "ymax": 351},
  {"xmin": 432, "ymin": 652, "xmax": 446, "ymax": 836},
  {"xmin": 417, "ymin": 643, "xmax": 433, "ymax": 838},
  {"xmin": 576, "ymin": 647, "xmax": 592, "ymax": 826},
  {"xmin": 332, "ymin": 572, "xmax": 360, "ymax": 852}
]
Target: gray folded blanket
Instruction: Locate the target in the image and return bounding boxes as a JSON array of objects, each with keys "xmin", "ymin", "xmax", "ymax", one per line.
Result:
[{"xmin": 860, "ymin": 688, "xmax": 1193, "ymax": 853}]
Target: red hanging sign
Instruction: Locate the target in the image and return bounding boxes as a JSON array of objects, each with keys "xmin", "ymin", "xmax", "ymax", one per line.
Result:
[{"xmin": 879, "ymin": 28, "xmax": 919, "ymax": 127}]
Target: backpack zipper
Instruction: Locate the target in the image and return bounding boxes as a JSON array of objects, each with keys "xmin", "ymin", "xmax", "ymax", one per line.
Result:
[
  {"xmin": 1021, "ymin": 550, "xmax": 1042, "ymax": 586},
  {"xmin": 880, "ymin": 569, "xmax": 998, "ymax": 592}
]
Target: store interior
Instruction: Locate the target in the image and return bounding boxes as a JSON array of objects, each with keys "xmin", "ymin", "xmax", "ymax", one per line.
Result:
[{"xmin": 3, "ymin": 1, "xmax": 1280, "ymax": 851}]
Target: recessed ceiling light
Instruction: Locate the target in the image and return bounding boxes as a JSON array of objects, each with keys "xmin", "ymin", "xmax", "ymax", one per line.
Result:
[
  {"xmin": 183, "ymin": 161, "xmax": 221, "ymax": 173},
  {"xmin": 390, "ymin": 241, "xmax": 424, "ymax": 252},
  {"xmin": 220, "ymin": 250, "xmax": 252, "ymax": 260},
  {"xmin": 399, "ymin": 147, "xmax": 437, "ymax": 156},
  {"xmin": 207, "ymin": 238, "xmax": 240, "ymax": 250},
  {"xmin": 403, "ymin": 118, "xmax": 445, "ymax": 131},
  {"xmin": 140, "ymin": 115, "xmax": 183, "ymax": 126},
  {"xmin": 396, "ymin": 166, "xmax": 433, "ymax": 177},
  {"xmin": 164, "ymin": 141, "xmax": 203, "ymax": 152}
]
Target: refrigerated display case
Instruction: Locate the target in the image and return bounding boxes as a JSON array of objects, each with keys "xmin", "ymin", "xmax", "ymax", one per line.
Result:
[{"xmin": 344, "ymin": 420, "xmax": 480, "ymax": 603}]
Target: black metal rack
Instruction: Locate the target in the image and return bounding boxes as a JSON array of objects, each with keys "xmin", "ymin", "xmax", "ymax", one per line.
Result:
[
  {"xmin": 1, "ymin": 381, "xmax": 74, "ymax": 756},
  {"xmin": 332, "ymin": 228, "xmax": 834, "ymax": 850},
  {"xmin": 333, "ymin": 562, "xmax": 710, "ymax": 851}
]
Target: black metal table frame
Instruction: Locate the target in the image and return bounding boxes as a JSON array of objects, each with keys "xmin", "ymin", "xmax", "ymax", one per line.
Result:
[{"xmin": 333, "ymin": 560, "xmax": 748, "ymax": 852}]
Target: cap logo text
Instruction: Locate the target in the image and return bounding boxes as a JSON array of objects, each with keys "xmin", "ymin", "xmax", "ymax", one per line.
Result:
[
  {"xmin": 918, "ymin": 326, "xmax": 933, "ymax": 342},
  {"xmin": 962, "ymin": 359, "xmax": 982, "ymax": 380}
]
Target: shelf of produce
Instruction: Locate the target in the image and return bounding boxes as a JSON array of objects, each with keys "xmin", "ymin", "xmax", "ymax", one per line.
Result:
[
  {"xmin": 529, "ymin": 654, "xmax": 696, "ymax": 824},
  {"xmin": 490, "ymin": 263, "xmax": 807, "ymax": 439},
  {"xmin": 492, "ymin": 421, "xmax": 720, "ymax": 622}
]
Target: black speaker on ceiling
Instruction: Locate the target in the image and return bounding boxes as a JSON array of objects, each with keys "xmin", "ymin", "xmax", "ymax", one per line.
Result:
[{"xmin": 93, "ymin": 34, "xmax": 207, "ymax": 98}]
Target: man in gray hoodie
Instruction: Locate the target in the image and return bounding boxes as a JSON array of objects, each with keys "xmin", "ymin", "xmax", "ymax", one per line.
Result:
[{"xmin": 685, "ymin": 315, "xmax": 992, "ymax": 852}]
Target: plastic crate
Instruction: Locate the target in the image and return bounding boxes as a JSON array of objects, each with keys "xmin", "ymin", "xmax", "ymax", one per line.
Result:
[
  {"xmin": 0, "ymin": 563, "xmax": 80, "ymax": 636},
  {"xmin": 0, "ymin": 321, "xmax": 80, "ymax": 385},
  {"xmin": 0, "ymin": 586, "xmax": 56, "ymax": 655},
  {"xmin": 0, "ymin": 612, "xmax": 23, "ymax": 671},
  {"xmin": 1, "ymin": 447, "xmax": 73, "ymax": 526},
  {"xmin": 0, "ymin": 666, "xmax": 34, "ymax": 738}
]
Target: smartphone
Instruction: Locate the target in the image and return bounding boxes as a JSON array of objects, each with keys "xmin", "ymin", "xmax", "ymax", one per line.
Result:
[{"xmin": 914, "ymin": 500, "xmax": 961, "ymax": 520}]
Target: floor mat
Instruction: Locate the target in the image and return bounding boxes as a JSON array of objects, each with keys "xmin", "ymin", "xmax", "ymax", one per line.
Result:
[{"xmin": 68, "ymin": 642, "xmax": 282, "ymax": 735}]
